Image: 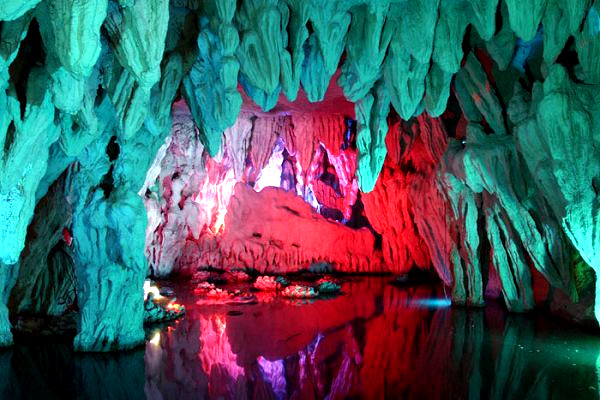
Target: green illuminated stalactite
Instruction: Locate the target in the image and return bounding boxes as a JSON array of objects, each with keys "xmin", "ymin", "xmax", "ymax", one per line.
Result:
[
  {"xmin": 576, "ymin": 1, "xmax": 600, "ymax": 84},
  {"xmin": 338, "ymin": 2, "xmax": 392, "ymax": 102},
  {"xmin": 300, "ymin": 1, "xmax": 350, "ymax": 102},
  {"xmin": 433, "ymin": 1, "xmax": 471, "ymax": 76},
  {"xmin": 104, "ymin": 0, "xmax": 169, "ymax": 138},
  {"xmin": 383, "ymin": 0, "xmax": 437, "ymax": 120},
  {"xmin": 455, "ymin": 53, "xmax": 507, "ymax": 135},
  {"xmin": 279, "ymin": 0, "xmax": 309, "ymax": 102},
  {"xmin": 0, "ymin": 0, "xmax": 41, "ymax": 21},
  {"xmin": 182, "ymin": 0, "xmax": 242, "ymax": 157},
  {"xmin": 484, "ymin": 3, "xmax": 517, "ymax": 71},
  {"xmin": 427, "ymin": 0, "xmax": 469, "ymax": 116},
  {"xmin": 514, "ymin": 65, "xmax": 600, "ymax": 324},
  {"xmin": 0, "ymin": 14, "xmax": 31, "ymax": 90},
  {"xmin": 236, "ymin": 0, "xmax": 285, "ymax": 111},
  {"xmin": 443, "ymin": 171, "xmax": 486, "ymax": 307},
  {"xmin": 485, "ymin": 199, "xmax": 535, "ymax": 312},
  {"xmin": 504, "ymin": 0, "xmax": 548, "ymax": 41},
  {"xmin": 37, "ymin": 0, "xmax": 107, "ymax": 113},
  {"xmin": 424, "ymin": 64, "xmax": 453, "ymax": 117},
  {"xmin": 355, "ymin": 82, "xmax": 390, "ymax": 193},
  {"xmin": 469, "ymin": 0, "xmax": 500, "ymax": 41},
  {"xmin": 542, "ymin": 0, "xmax": 589, "ymax": 63},
  {"xmin": 426, "ymin": 0, "xmax": 497, "ymax": 116}
]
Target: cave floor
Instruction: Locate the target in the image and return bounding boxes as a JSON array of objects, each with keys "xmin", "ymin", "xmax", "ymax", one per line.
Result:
[{"xmin": 2, "ymin": 276, "xmax": 600, "ymax": 399}]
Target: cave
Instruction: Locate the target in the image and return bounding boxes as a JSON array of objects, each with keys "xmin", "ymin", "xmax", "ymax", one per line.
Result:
[{"xmin": 1, "ymin": 0, "xmax": 600, "ymax": 399}]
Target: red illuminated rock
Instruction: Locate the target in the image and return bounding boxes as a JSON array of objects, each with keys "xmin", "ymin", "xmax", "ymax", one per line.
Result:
[
  {"xmin": 363, "ymin": 115, "xmax": 449, "ymax": 275},
  {"xmin": 193, "ymin": 182, "xmax": 383, "ymax": 274}
]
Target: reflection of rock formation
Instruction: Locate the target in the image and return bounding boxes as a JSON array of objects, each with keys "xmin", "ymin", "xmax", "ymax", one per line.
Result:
[
  {"xmin": 142, "ymin": 280, "xmax": 600, "ymax": 399},
  {"xmin": 145, "ymin": 318, "xmax": 209, "ymax": 399}
]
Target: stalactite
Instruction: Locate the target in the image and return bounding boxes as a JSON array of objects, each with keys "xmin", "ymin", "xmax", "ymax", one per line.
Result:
[
  {"xmin": 442, "ymin": 171, "xmax": 486, "ymax": 306},
  {"xmin": 383, "ymin": 0, "xmax": 437, "ymax": 120},
  {"xmin": 575, "ymin": 1, "xmax": 600, "ymax": 84},
  {"xmin": 504, "ymin": 0, "xmax": 547, "ymax": 41},
  {"xmin": 182, "ymin": 0, "xmax": 242, "ymax": 157},
  {"xmin": 338, "ymin": 2, "xmax": 392, "ymax": 102},
  {"xmin": 223, "ymin": 113, "xmax": 252, "ymax": 181},
  {"xmin": 0, "ymin": 13, "xmax": 31, "ymax": 90},
  {"xmin": 235, "ymin": 0, "xmax": 285, "ymax": 111},
  {"xmin": 37, "ymin": 0, "xmax": 107, "ymax": 113},
  {"xmin": 300, "ymin": 1, "xmax": 351, "ymax": 102},
  {"xmin": 513, "ymin": 64, "xmax": 600, "ymax": 322},
  {"xmin": 279, "ymin": 0, "xmax": 309, "ymax": 102},
  {"xmin": 542, "ymin": 0, "xmax": 589, "ymax": 63},
  {"xmin": 355, "ymin": 82, "xmax": 390, "ymax": 193},
  {"xmin": 103, "ymin": 0, "xmax": 169, "ymax": 138},
  {"xmin": 0, "ymin": 0, "xmax": 41, "ymax": 21}
]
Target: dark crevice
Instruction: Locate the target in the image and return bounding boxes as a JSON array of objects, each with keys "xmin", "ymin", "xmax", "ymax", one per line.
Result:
[
  {"xmin": 106, "ymin": 136, "xmax": 120, "ymax": 161},
  {"xmin": 99, "ymin": 165, "xmax": 115, "ymax": 198},
  {"xmin": 3, "ymin": 121, "xmax": 15, "ymax": 155},
  {"xmin": 8, "ymin": 18, "xmax": 46, "ymax": 119},
  {"xmin": 555, "ymin": 36, "xmax": 583, "ymax": 83}
]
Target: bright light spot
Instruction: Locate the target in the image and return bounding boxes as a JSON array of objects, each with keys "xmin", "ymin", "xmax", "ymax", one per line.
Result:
[
  {"xmin": 255, "ymin": 142, "xmax": 284, "ymax": 192},
  {"xmin": 194, "ymin": 167, "xmax": 237, "ymax": 235},
  {"xmin": 144, "ymin": 280, "xmax": 163, "ymax": 301},
  {"xmin": 150, "ymin": 332, "xmax": 161, "ymax": 346},
  {"xmin": 258, "ymin": 357, "xmax": 286, "ymax": 398},
  {"xmin": 410, "ymin": 298, "xmax": 452, "ymax": 308},
  {"xmin": 211, "ymin": 170, "xmax": 237, "ymax": 235},
  {"xmin": 303, "ymin": 183, "xmax": 321, "ymax": 211},
  {"xmin": 214, "ymin": 314, "xmax": 227, "ymax": 336}
]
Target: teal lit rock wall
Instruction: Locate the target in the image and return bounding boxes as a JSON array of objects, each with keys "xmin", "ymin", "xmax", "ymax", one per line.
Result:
[{"xmin": 2, "ymin": 0, "xmax": 600, "ymax": 350}]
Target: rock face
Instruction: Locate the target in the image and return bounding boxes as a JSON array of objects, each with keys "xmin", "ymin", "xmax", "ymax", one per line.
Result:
[
  {"xmin": 2, "ymin": 0, "xmax": 600, "ymax": 350},
  {"xmin": 193, "ymin": 182, "xmax": 379, "ymax": 274}
]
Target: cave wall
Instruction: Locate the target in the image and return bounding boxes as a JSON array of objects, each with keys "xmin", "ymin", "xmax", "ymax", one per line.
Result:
[{"xmin": 1, "ymin": 0, "xmax": 600, "ymax": 350}]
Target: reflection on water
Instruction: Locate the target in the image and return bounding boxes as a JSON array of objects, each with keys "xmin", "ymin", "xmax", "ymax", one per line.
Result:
[{"xmin": 2, "ymin": 277, "xmax": 600, "ymax": 399}]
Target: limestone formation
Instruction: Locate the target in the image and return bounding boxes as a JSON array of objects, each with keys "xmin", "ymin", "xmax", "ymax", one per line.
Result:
[
  {"xmin": 3, "ymin": 0, "xmax": 600, "ymax": 351},
  {"xmin": 182, "ymin": 0, "xmax": 241, "ymax": 156}
]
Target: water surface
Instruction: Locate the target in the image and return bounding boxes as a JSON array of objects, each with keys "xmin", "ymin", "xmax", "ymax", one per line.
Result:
[{"xmin": 2, "ymin": 277, "xmax": 599, "ymax": 399}]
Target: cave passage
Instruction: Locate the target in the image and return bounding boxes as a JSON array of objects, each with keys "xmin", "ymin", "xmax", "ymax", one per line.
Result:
[{"xmin": 2, "ymin": 0, "xmax": 600, "ymax": 398}]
